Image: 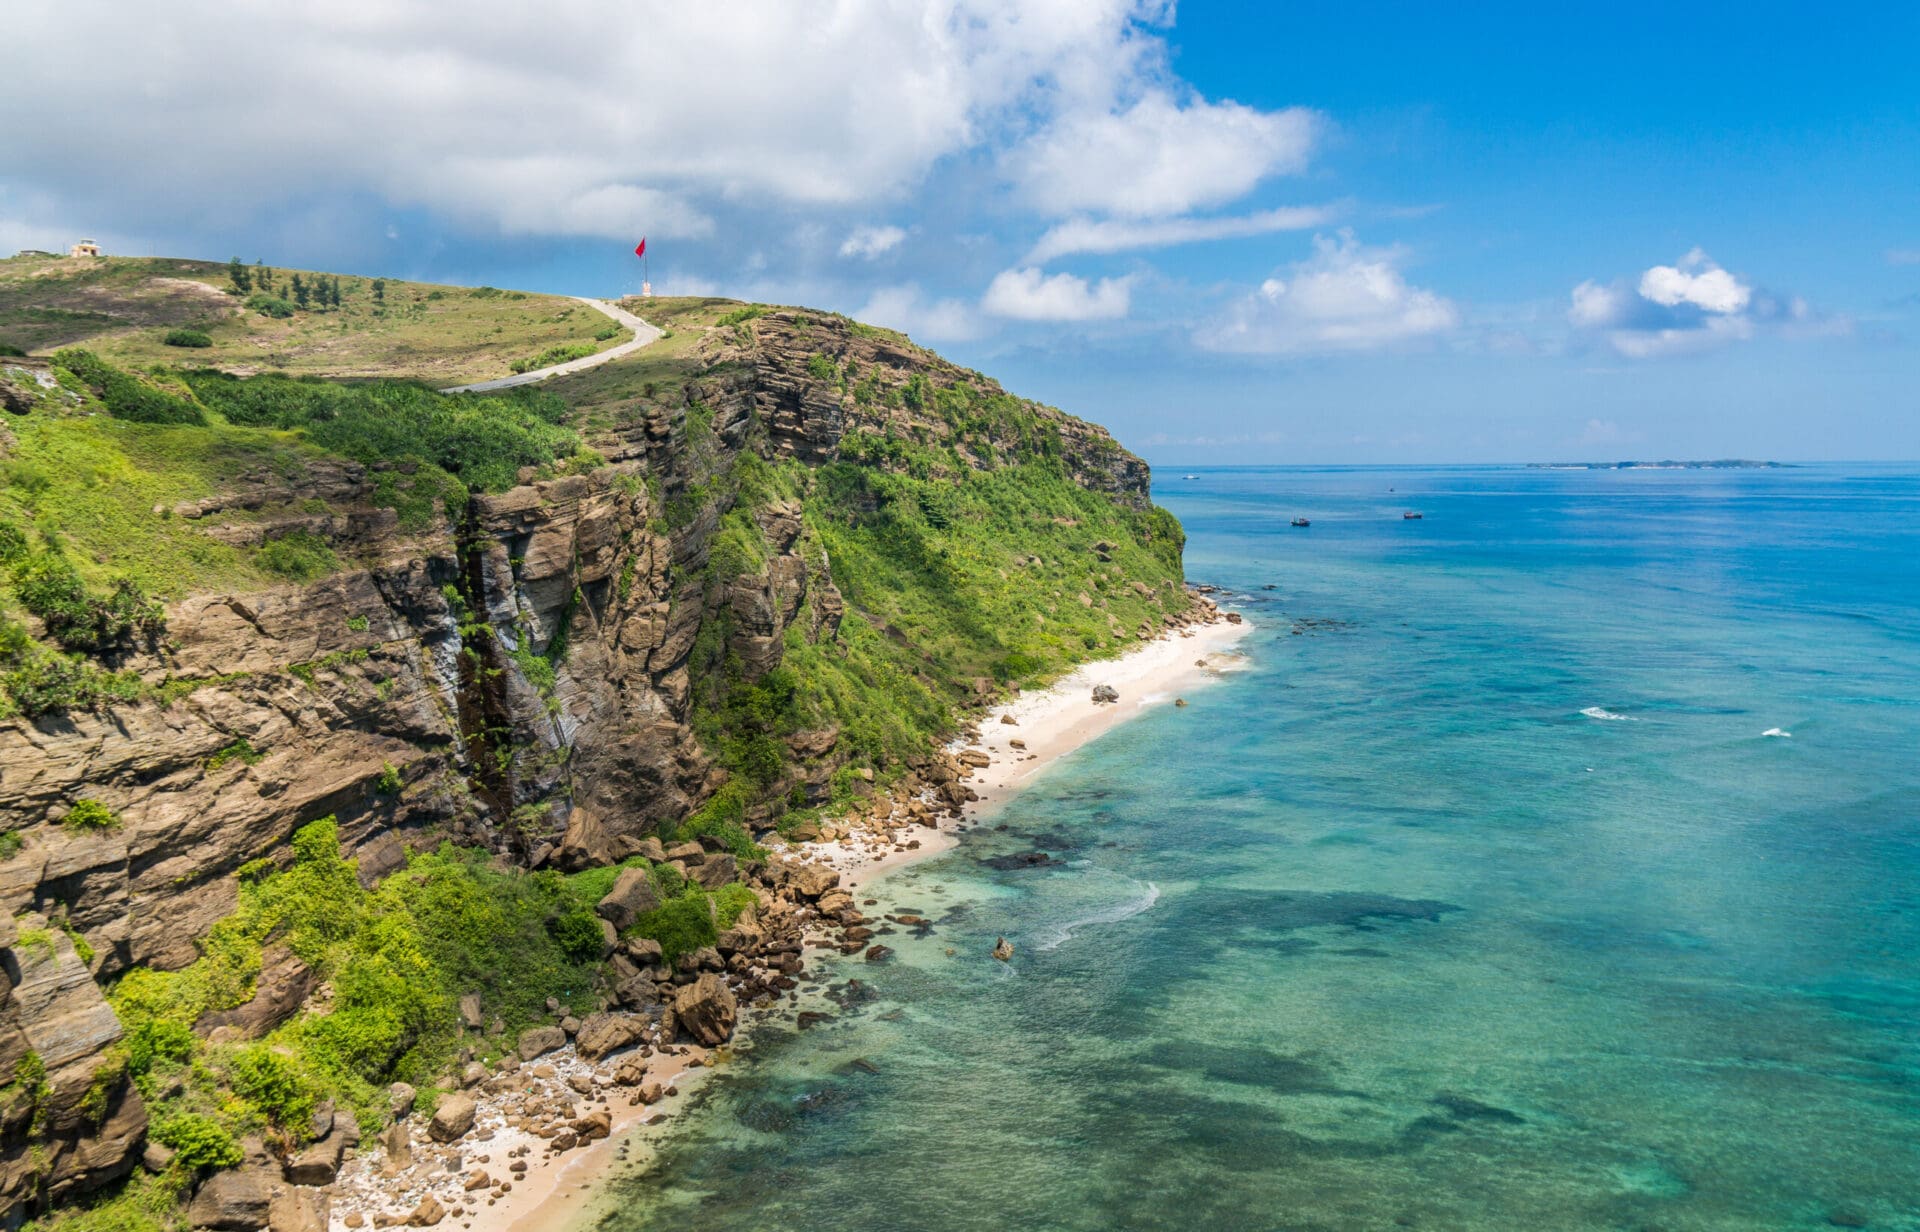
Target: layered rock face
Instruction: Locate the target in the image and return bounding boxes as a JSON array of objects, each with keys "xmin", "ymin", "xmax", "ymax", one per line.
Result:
[{"xmin": 0, "ymin": 309, "xmax": 1160, "ymax": 1215}]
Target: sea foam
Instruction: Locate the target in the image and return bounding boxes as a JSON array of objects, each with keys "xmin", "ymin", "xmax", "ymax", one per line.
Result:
[
  {"xmin": 1580, "ymin": 706, "xmax": 1636, "ymax": 722},
  {"xmin": 1034, "ymin": 878, "xmax": 1161, "ymax": 952}
]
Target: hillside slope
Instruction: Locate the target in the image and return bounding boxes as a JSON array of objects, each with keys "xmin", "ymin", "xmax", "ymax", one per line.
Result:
[{"xmin": 0, "ymin": 271, "xmax": 1201, "ymax": 1223}]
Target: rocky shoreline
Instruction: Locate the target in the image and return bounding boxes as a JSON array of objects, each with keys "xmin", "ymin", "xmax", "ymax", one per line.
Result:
[{"xmin": 295, "ymin": 598, "xmax": 1246, "ymax": 1232}]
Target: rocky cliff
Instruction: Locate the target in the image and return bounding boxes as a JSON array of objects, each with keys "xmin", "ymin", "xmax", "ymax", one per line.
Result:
[{"xmin": 0, "ymin": 301, "xmax": 1186, "ymax": 1216}]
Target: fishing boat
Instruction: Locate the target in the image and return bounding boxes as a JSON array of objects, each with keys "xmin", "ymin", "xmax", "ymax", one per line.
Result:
[
  {"xmin": 1290, "ymin": 517, "xmax": 1310, "ymax": 527},
  {"xmin": 1402, "ymin": 511, "xmax": 1423, "ymax": 520}
]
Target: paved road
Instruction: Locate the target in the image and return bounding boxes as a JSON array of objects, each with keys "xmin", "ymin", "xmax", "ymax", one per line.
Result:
[{"xmin": 440, "ymin": 297, "xmax": 660, "ymax": 393}]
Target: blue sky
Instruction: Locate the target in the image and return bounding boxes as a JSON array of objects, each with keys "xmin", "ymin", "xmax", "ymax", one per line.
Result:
[{"xmin": 4, "ymin": 1, "xmax": 1916, "ymax": 462}]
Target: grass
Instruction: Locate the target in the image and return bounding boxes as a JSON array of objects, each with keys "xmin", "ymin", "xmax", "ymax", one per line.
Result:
[{"xmin": 0, "ymin": 254, "xmax": 616, "ymax": 385}]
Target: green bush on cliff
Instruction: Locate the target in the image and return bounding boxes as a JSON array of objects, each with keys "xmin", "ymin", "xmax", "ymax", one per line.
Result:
[
  {"xmin": 51, "ymin": 349, "xmax": 205, "ymax": 426},
  {"xmin": 182, "ymin": 370, "xmax": 577, "ymax": 493},
  {"xmin": 151, "ymin": 1112, "xmax": 242, "ymax": 1170},
  {"xmin": 253, "ymin": 530, "xmax": 338, "ymax": 582},
  {"xmin": 107, "ymin": 816, "xmax": 757, "ymax": 1139}
]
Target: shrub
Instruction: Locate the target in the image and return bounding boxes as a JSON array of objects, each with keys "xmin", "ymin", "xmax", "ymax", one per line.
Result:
[
  {"xmin": 375, "ymin": 763, "xmax": 402, "ymax": 795},
  {"xmin": 546, "ymin": 906, "xmax": 605, "ymax": 964},
  {"xmin": 51, "ymin": 349, "xmax": 205, "ymax": 426},
  {"xmin": 227, "ymin": 1045, "xmax": 316, "ymax": 1131},
  {"xmin": 0, "ymin": 343, "xmax": 26, "ymax": 357},
  {"xmin": 254, "ymin": 530, "xmax": 338, "ymax": 582},
  {"xmin": 0, "ymin": 831, "xmax": 21, "ymax": 861},
  {"xmin": 162, "ymin": 329, "xmax": 213, "ymax": 348},
  {"xmin": 245, "ymin": 294, "xmax": 296, "ymax": 319},
  {"xmin": 151, "ymin": 1113, "xmax": 242, "ymax": 1170},
  {"xmin": 62, "ymin": 799, "xmax": 120, "ymax": 831},
  {"xmin": 509, "ymin": 342, "xmax": 595, "ymax": 374},
  {"xmin": 124, "ymin": 1019, "xmax": 196, "ymax": 1077},
  {"xmin": 10, "ymin": 553, "xmax": 165, "ymax": 656},
  {"xmin": 182, "ymin": 371, "xmax": 577, "ymax": 494}
]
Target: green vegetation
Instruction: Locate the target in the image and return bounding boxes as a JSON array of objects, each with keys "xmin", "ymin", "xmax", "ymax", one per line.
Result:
[
  {"xmin": 245, "ymin": 293, "xmax": 295, "ymax": 319},
  {"xmin": 53, "ymin": 349, "xmax": 204, "ymax": 425},
  {"xmin": 204, "ymin": 738, "xmax": 263, "ymax": 774},
  {"xmin": 62, "ymin": 800, "xmax": 120, "ymax": 831},
  {"xmin": 510, "ymin": 341, "xmax": 598, "ymax": 373},
  {"xmin": 161, "ymin": 329, "xmax": 212, "ymax": 349},
  {"xmin": 183, "ymin": 370, "xmax": 582, "ymax": 494},
  {"xmin": 252, "ymin": 530, "xmax": 339, "ymax": 582},
  {"xmin": 106, "ymin": 817, "xmax": 753, "ymax": 1146}
]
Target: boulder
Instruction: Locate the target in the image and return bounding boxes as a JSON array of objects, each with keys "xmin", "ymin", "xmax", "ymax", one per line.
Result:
[
  {"xmin": 574, "ymin": 1012, "xmax": 648, "ymax": 1062},
  {"xmin": 595, "ymin": 868, "xmax": 662, "ymax": 931},
  {"xmin": 992, "ymin": 937, "xmax": 1015, "ymax": 961},
  {"xmin": 186, "ymin": 1167, "xmax": 273, "ymax": 1230},
  {"xmin": 284, "ymin": 1129, "xmax": 347, "ymax": 1185},
  {"xmin": 379, "ymin": 1120, "xmax": 411, "ymax": 1174},
  {"xmin": 671, "ymin": 973, "xmax": 737, "ymax": 1046},
  {"xmin": 428, "ymin": 1091, "xmax": 476, "ymax": 1143},
  {"xmin": 387, "ymin": 1082, "xmax": 416, "ymax": 1119},
  {"xmin": 664, "ymin": 841, "xmax": 706, "ymax": 865},
  {"xmin": 269, "ymin": 1186, "xmax": 329, "ymax": 1232},
  {"xmin": 458, "ymin": 994, "xmax": 484, "ymax": 1030},
  {"xmin": 406, "ymin": 1195, "xmax": 446, "ymax": 1227},
  {"xmin": 517, "ymin": 1025, "xmax": 567, "ymax": 1061},
  {"xmin": 1091, "ymin": 684, "xmax": 1119, "ymax": 704},
  {"xmin": 691, "ymin": 852, "xmax": 738, "ymax": 889},
  {"xmin": 789, "ymin": 862, "xmax": 839, "ymax": 900}
]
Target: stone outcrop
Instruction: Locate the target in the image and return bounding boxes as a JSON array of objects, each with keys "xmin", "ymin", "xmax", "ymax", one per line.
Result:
[{"xmin": 671, "ymin": 973, "xmax": 737, "ymax": 1046}]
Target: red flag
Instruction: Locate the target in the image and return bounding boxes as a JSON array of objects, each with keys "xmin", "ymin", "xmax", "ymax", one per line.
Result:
[{"xmin": 634, "ymin": 238, "xmax": 647, "ymax": 259}]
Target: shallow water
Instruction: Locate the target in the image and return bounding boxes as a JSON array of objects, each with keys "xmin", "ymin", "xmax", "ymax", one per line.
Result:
[{"xmin": 591, "ymin": 464, "xmax": 1920, "ymax": 1231}]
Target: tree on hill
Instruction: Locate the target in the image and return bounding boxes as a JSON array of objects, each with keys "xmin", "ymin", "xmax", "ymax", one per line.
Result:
[
  {"xmin": 255, "ymin": 261, "xmax": 273, "ymax": 292},
  {"xmin": 371, "ymin": 278, "xmax": 385, "ymax": 305},
  {"xmin": 290, "ymin": 273, "xmax": 309, "ymax": 309},
  {"xmin": 227, "ymin": 257, "xmax": 251, "ymax": 294}
]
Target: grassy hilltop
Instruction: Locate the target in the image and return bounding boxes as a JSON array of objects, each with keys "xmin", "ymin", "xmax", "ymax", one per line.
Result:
[{"xmin": 0, "ymin": 253, "xmax": 624, "ymax": 383}]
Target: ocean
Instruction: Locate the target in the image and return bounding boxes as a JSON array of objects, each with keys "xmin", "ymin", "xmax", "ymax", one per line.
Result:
[{"xmin": 583, "ymin": 464, "xmax": 1920, "ymax": 1231}]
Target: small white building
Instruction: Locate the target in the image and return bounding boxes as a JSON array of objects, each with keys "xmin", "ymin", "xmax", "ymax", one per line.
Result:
[{"xmin": 69, "ymin": 239, "xmax": 102, "ymax": 258}]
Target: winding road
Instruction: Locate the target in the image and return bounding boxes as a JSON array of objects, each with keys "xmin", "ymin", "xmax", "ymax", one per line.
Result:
[{"xmin": 440, "ymin": 296, "xmax": 659, "ymax": 393}]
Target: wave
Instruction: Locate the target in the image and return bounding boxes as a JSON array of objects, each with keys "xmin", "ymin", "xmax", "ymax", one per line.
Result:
[
  {"xmin": 1033, "ymin": 878, "xmax": 1161, "ymax": 952},
  {"xmin": 1762, "ymin": 727, "xmax": 1792, "ymax": 738},
  {"xmin": 1580, "ymin": 706, "xmax": 1636, "ymax": 722}
]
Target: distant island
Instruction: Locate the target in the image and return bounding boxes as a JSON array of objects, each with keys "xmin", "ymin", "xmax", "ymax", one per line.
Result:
[{"xmin": 1527, "ymin": 459, "xmax": 1786, "ymax": 470}]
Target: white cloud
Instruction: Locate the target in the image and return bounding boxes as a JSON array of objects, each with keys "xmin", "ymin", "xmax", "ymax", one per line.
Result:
[
  {"xmin": 982, "ymin": 267, "xmax": 1133, "ymax": 321},
  {"xmin": 1023, "ymin": 206, "xmax": 1333, "ymax": 263},
  {"xmin": 839, "ymin": 225, "xmax": 907, "ymax": 260},
  {"xmin": 1638, "ymin": 248, "xmax": 1750, "ymax": 314},
  {"xmin": 1886, "ymin": 248, "xmax": 1920, "ymax": 266},
  {"xmin": 1009, "ymin": 90, "xmax": 1319, "ymax": 219},
  {"xmin": 0, "ymin": 1, "xmax": 1294, "ymax": 245},
  {"xmin": 1195, "ymin": 230, "xmax": 1458, "ymax": 354},
  {"xmin": 855, "ymin": 284, "xmax": 984, "ymax": 343},
  {"xmin": 1567, "ymin": 249, "xmax": 1840, "ymax": 358}
]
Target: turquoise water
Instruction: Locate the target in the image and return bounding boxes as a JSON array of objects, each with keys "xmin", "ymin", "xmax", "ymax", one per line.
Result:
[{"xmin": 595, "ymin": 464, "xmax": 1920, "ymax": 1231}]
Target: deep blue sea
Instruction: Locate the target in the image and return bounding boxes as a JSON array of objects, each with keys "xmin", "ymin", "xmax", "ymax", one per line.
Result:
[{"xmin": 589, "ymin": 464, "xmax": 1920, "ymax": 1231}]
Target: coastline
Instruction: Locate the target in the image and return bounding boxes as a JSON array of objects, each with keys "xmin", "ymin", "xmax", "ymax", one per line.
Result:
[{"xmin": 338, "ymin": 611, "xmax": 1251, "ymax": 1232}]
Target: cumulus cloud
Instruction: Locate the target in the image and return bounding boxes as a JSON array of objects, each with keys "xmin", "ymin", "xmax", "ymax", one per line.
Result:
[
  {"xmin": 1008, "ymin": 90, "xmax": 1319, "ymax": 219},
  {"xmin": 982, "ymin": 267, "xmax": 1134, "ymax": 321},
  {"xmin": 840, "ymin": 225, "xmax": 907, "ymax": 260},
  {"xmin": 0, "ymin": 1, "xmax": 1314, "ymax": 248},
  {"xmin": 1567, "ymin": 249, "xmax": 1841, "ymax": 358},
  {"xmin": 1023, "ymin": 206, "xmax": 1333, "ymax": 263},
  {"xmin": 1195, "ymin": 230, "xmax": 1458, "ymax": 354},
  {"xmin": 855, "ymin": 284, "xmax": 984, "ymax": 343}
]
